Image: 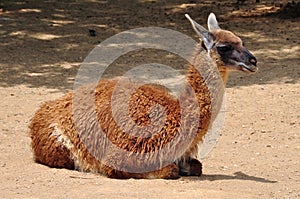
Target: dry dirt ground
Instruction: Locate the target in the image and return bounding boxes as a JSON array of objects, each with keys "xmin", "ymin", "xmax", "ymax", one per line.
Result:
[{"xmin": 0, "ymin": 0, "xmax": 299, "ymax": 198}]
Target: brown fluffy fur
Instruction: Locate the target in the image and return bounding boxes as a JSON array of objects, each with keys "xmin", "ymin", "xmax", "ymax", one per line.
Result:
[{"xmin": 29, "ymin": 26, "xmax": 241, "ymax": 179}]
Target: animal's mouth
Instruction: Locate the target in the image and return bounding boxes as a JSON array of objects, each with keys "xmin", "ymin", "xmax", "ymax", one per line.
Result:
[
  {"xmin": 238, "ymin": 63, "xmax": 258, "ymax": 73},
  {"xmin": 228, "ymin": 60, "xmax": 258, "ymax": 73}
]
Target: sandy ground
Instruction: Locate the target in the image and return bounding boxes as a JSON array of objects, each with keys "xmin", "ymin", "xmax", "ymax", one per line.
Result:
[{"xmin": 0, "ymin": 0, "xmax": 299, "ymax": 198}]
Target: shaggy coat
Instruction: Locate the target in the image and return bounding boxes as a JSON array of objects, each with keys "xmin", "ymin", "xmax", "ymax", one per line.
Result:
[
  {"xmin": 29, "ymin": 13, "xmax": 257, "ymax": 179},
  {"xmin": 30, "ymin": 46, "xmax": 224, "ymax": 179}
]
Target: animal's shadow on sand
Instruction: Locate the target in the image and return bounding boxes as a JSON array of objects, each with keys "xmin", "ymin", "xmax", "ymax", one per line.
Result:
[{"xmin": 187, "ymin": 171, "xmax": 277, "ymax": 183}]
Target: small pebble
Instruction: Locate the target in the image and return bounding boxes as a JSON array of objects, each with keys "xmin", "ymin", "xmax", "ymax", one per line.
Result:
[{"xmin": 89, "ymin": 29, "xmax": 96, "ymax": 37}]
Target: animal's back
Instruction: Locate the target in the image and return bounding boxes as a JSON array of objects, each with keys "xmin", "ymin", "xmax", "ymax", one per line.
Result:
[{"xmin": 29, "ymin": 65, "xmax": 213, "ymax": 176}]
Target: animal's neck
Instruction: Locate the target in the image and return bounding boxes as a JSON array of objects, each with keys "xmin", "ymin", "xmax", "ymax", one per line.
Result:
[
  {"xmin": 189, "ymin": 46, "xmax": 230, "ymax": 86},
  {"xmin": 209, "ymin": 48, "xmax": 230, "ymax": 86},
  {"xmin": 218, "ymin": 69, "xmax": 229, "ymax": 85}
]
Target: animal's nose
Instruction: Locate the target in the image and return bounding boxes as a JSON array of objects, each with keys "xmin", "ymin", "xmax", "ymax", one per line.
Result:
[
  {"xmin": 244, "ymin": 49, "xmax": 257, "ymax": 66},
  {"xmin": 249, "ymin": 57, "xmax": 257, "ymax": 66}
]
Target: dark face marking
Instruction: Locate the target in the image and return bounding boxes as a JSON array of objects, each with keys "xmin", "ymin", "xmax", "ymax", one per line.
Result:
[
  {"xmin": 210, "ymin": 29, "xmax": 258, "ymax": 73},
  {"xmin": 216, "ymin": 42, "xmax": 257, "ymax": 73}
]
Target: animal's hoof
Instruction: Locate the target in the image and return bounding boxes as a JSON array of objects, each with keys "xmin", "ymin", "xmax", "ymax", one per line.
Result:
[
  {"xmin": 188, "ymin": 158, "xmax": 202, "ymax": 176},
  {"xmin": 179, "ymin": 158, "xmax": 202, "ymax": 176}
]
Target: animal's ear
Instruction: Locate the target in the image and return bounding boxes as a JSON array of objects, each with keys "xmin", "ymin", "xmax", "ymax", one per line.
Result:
[
  {"xmin": 207, "ymin": 13, "xmax": 220, "ymax": 31},
  {"xmin": 185, "ymin": 14, "xmax": 214, "ymax": 51}
]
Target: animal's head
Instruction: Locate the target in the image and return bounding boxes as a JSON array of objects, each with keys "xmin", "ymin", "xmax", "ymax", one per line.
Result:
[{"xmin": 185, "ymin": 13, "xmax": 258, "ymax": 73}]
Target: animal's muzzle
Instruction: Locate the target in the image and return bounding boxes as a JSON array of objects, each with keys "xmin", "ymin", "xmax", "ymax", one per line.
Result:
[{"xmin": 244, "ymin": 49, "xmax": 257, "ymax": 67}]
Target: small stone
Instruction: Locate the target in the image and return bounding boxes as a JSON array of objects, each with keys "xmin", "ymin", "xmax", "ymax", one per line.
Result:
[{"xmin": 88, "ymin": 29, "xmax": 96, "ymax": 37}]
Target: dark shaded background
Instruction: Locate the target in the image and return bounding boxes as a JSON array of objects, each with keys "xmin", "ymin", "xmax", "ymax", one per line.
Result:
[{"xmin": 0, "ymin": 0, "xmax": 299, "ymax": 90}]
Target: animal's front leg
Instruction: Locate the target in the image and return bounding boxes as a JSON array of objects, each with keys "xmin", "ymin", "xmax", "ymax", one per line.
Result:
[
  {"xmin": 103, "ymin": 151, "xmax": 180, "ymax": 179},
  {"xmin": 105, "ymin": 163, "xmax": 180, "ymax": 179},
  {"xmin": 178, "ymin": 157, "xmax": 202, "ymax": 176}
]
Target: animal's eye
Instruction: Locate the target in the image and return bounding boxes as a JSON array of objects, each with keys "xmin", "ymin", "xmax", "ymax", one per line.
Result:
[{"xmin": 217, "ymin": 45, "xmax": 233, "ymax": 53}]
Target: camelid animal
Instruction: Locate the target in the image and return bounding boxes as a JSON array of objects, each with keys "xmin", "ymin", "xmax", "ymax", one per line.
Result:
[{"xmin": 29, "ymin": 13, "xmax": 257, "ymax": 179}]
